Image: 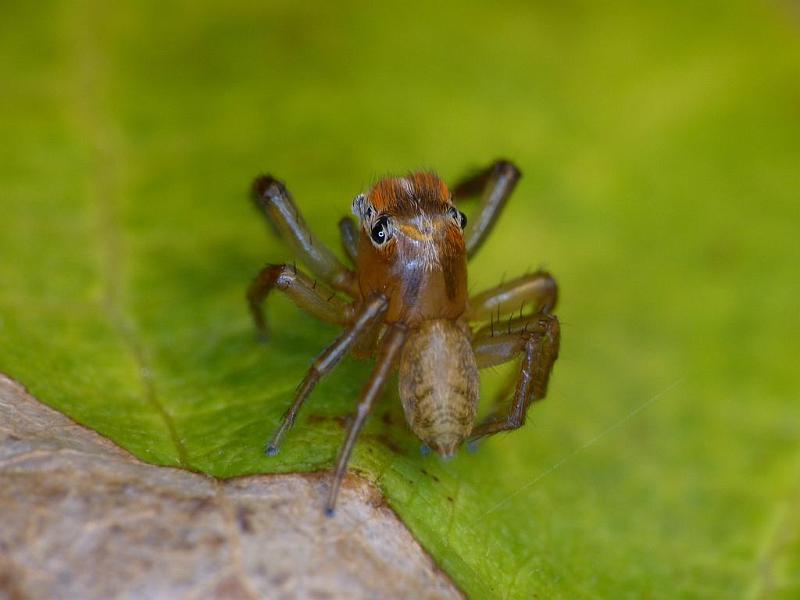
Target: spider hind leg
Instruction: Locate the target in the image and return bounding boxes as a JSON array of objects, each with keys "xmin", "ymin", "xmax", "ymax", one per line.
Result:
[{"xmin": 470, "ymin": 313, "xmax": 560, "ymax": 440}]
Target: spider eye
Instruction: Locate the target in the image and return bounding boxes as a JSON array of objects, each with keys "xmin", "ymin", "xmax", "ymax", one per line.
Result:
[
  {"xmin": 370, "ymin": 216, "xmax": 390, "ymax": 245},
  {"xmin": 449, "ymin": 206, "xmax": 467, "ymax": 229}
]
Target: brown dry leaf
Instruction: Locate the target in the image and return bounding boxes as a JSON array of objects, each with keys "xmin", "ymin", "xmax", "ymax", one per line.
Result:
[{"xmin": 0, "ymin": 375, "xmax": 462, "ymax": 600}]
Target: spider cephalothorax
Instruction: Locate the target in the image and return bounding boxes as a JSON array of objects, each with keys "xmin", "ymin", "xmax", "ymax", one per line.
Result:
[
  {"xmin": 247, "ymin": 160, "xmax": 560, "ymax": 514},
  {"xmin": 352, "ymin": 172, "xmax": 468, "ymax": 325}
]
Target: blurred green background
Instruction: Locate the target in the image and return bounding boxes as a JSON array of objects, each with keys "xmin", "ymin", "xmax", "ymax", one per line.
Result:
[{"xmin": 2, "ymin": 0, "xmax": 799, "ymax": 597}]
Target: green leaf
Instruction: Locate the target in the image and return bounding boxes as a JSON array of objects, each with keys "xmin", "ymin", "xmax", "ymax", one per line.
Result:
[{"xmin": 2, "ymin": 1, "xmax": 799, "ymax": 597}]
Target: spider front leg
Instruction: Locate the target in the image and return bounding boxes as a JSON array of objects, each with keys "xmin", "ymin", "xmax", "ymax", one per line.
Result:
[
  {"xmin": 326, "ymin": 324, "xmax": 407, "ymax": 515},
  {"xmin": 247, "ymin": 264, "xmax": 351, "ymax": 341},
  {"xmin": 252, "ymin": 175, "xmax": 358, "ymax": 295},
  {"xmin": 265, "ymin": 295, "xmax": 388, "ymax": 456},
  {"xmin": 470, "ymin": 313, "xmax": 560, "ymax": 440},
  {"xmin": 451, "ymin": 159, "xmax": 521, "ymax": 259}
]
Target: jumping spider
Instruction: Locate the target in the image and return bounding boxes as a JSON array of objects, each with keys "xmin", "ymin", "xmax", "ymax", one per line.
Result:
[{"xmin": 248, "ymin": 160, "xmax": 560, "ymax": 514}]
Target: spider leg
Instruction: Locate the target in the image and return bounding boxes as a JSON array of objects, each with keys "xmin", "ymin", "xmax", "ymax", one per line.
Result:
[
  {"xmin": 467, "ymin": 270, "xmax": 557, "ymax": 442},
  {"xmin": 469, "ymin": 313, "xmax": 560, "ymax": 440},
  {"xmin": 325, "ymin": 324, "xmax": 407, "ymax": 515},
  {"xmin": 247, "ymin": 264, "xmax": 351, "ymax": 341},
  {"xmin": 482, "ymin": 369, "xmax": 518, "ymax": 421},
  {"xmin": 450, "ymin": 160, "xmax": 521, "ymax": 259},
  {"xmin": 252, "ymin": 175, "xmax": 358, "ymax": 295},
  {"xmin": 338, "ymin": 216, "xmax": 359, "ymax": 265},
  {"xmin": 265, "ymin": 295, "xmax": 388, "ymax": 455},
  {"xmin": 467, "ymin": 270, "xmax": 558, "ymax": 323},
  {"xmin": 349, "ymin": 318, "xmax": 382, "ymax": 359}
]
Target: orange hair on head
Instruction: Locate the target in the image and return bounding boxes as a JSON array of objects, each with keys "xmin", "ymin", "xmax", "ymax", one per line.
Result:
[{"xmin": 367, "ymin": 171, "xmax": 451, "ymax": 217}]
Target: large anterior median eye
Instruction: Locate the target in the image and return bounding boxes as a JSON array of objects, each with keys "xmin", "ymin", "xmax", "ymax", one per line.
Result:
[
  {"xmin": 448, "ymin": 206, "xmax": 467, "ymax": 229},
  {"xmin": 370, "ymin": 216, "xmax": 390, "ymax": 245}
]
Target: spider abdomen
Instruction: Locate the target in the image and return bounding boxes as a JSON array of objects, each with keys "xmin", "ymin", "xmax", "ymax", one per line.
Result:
[{"xmin": 398, "ymin": 319, "xmax": 479, "ymax": 457}]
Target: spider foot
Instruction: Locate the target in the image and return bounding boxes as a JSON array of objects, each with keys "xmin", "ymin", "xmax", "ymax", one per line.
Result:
[{"xmin": 265, "ymin": 443, "xmax": 279, "ymax": 457}]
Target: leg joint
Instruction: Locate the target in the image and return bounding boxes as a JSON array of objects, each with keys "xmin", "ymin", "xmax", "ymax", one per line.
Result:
[
  {"xmin": 248, "ymin": 263, "xmax": 296, "ymax": 297},
  {"xmin": 494, "ymin": 159, "xmax": 522, "ymax": 180},
  {"xmin": 273, "ymin": 265, "xmax": 296, "ymax": 290},
  {"xmin": 251, "ymin": 175, "xmax": 289, "ymax": 210},
  {"xmin": 520, "ymin": 314, "xmax": 560, "ymax": 340}
]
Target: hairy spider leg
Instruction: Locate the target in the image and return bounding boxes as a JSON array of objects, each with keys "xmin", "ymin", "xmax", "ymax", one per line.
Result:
[
  {"xmin": 467, "ymin": 270, "xmax": 559, "ymax": 433},
  {"xmin": 247, "ymin": 264, "xmax": 351, "ymax": 340},
  {"xmin": 450, "ymin": 160, "xmax": 522, "ymax": 259},
  {"xmin": 469, "ymin": 313, "xmax": 560, "ymax": 439},
  {"xmin": 265, "ymin": 296, "xmax": 388, "ymax": 455},
  {"xmin": 252, "ymin": 175, "xmax": 358, "ymax": 295},
  {"xmin": 468, "ymin": 270, "xmax": 558, "ymax": 322},
  {"xmin": 326, "ymin": 324, "xmax": 407, "ymax": 515}
]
